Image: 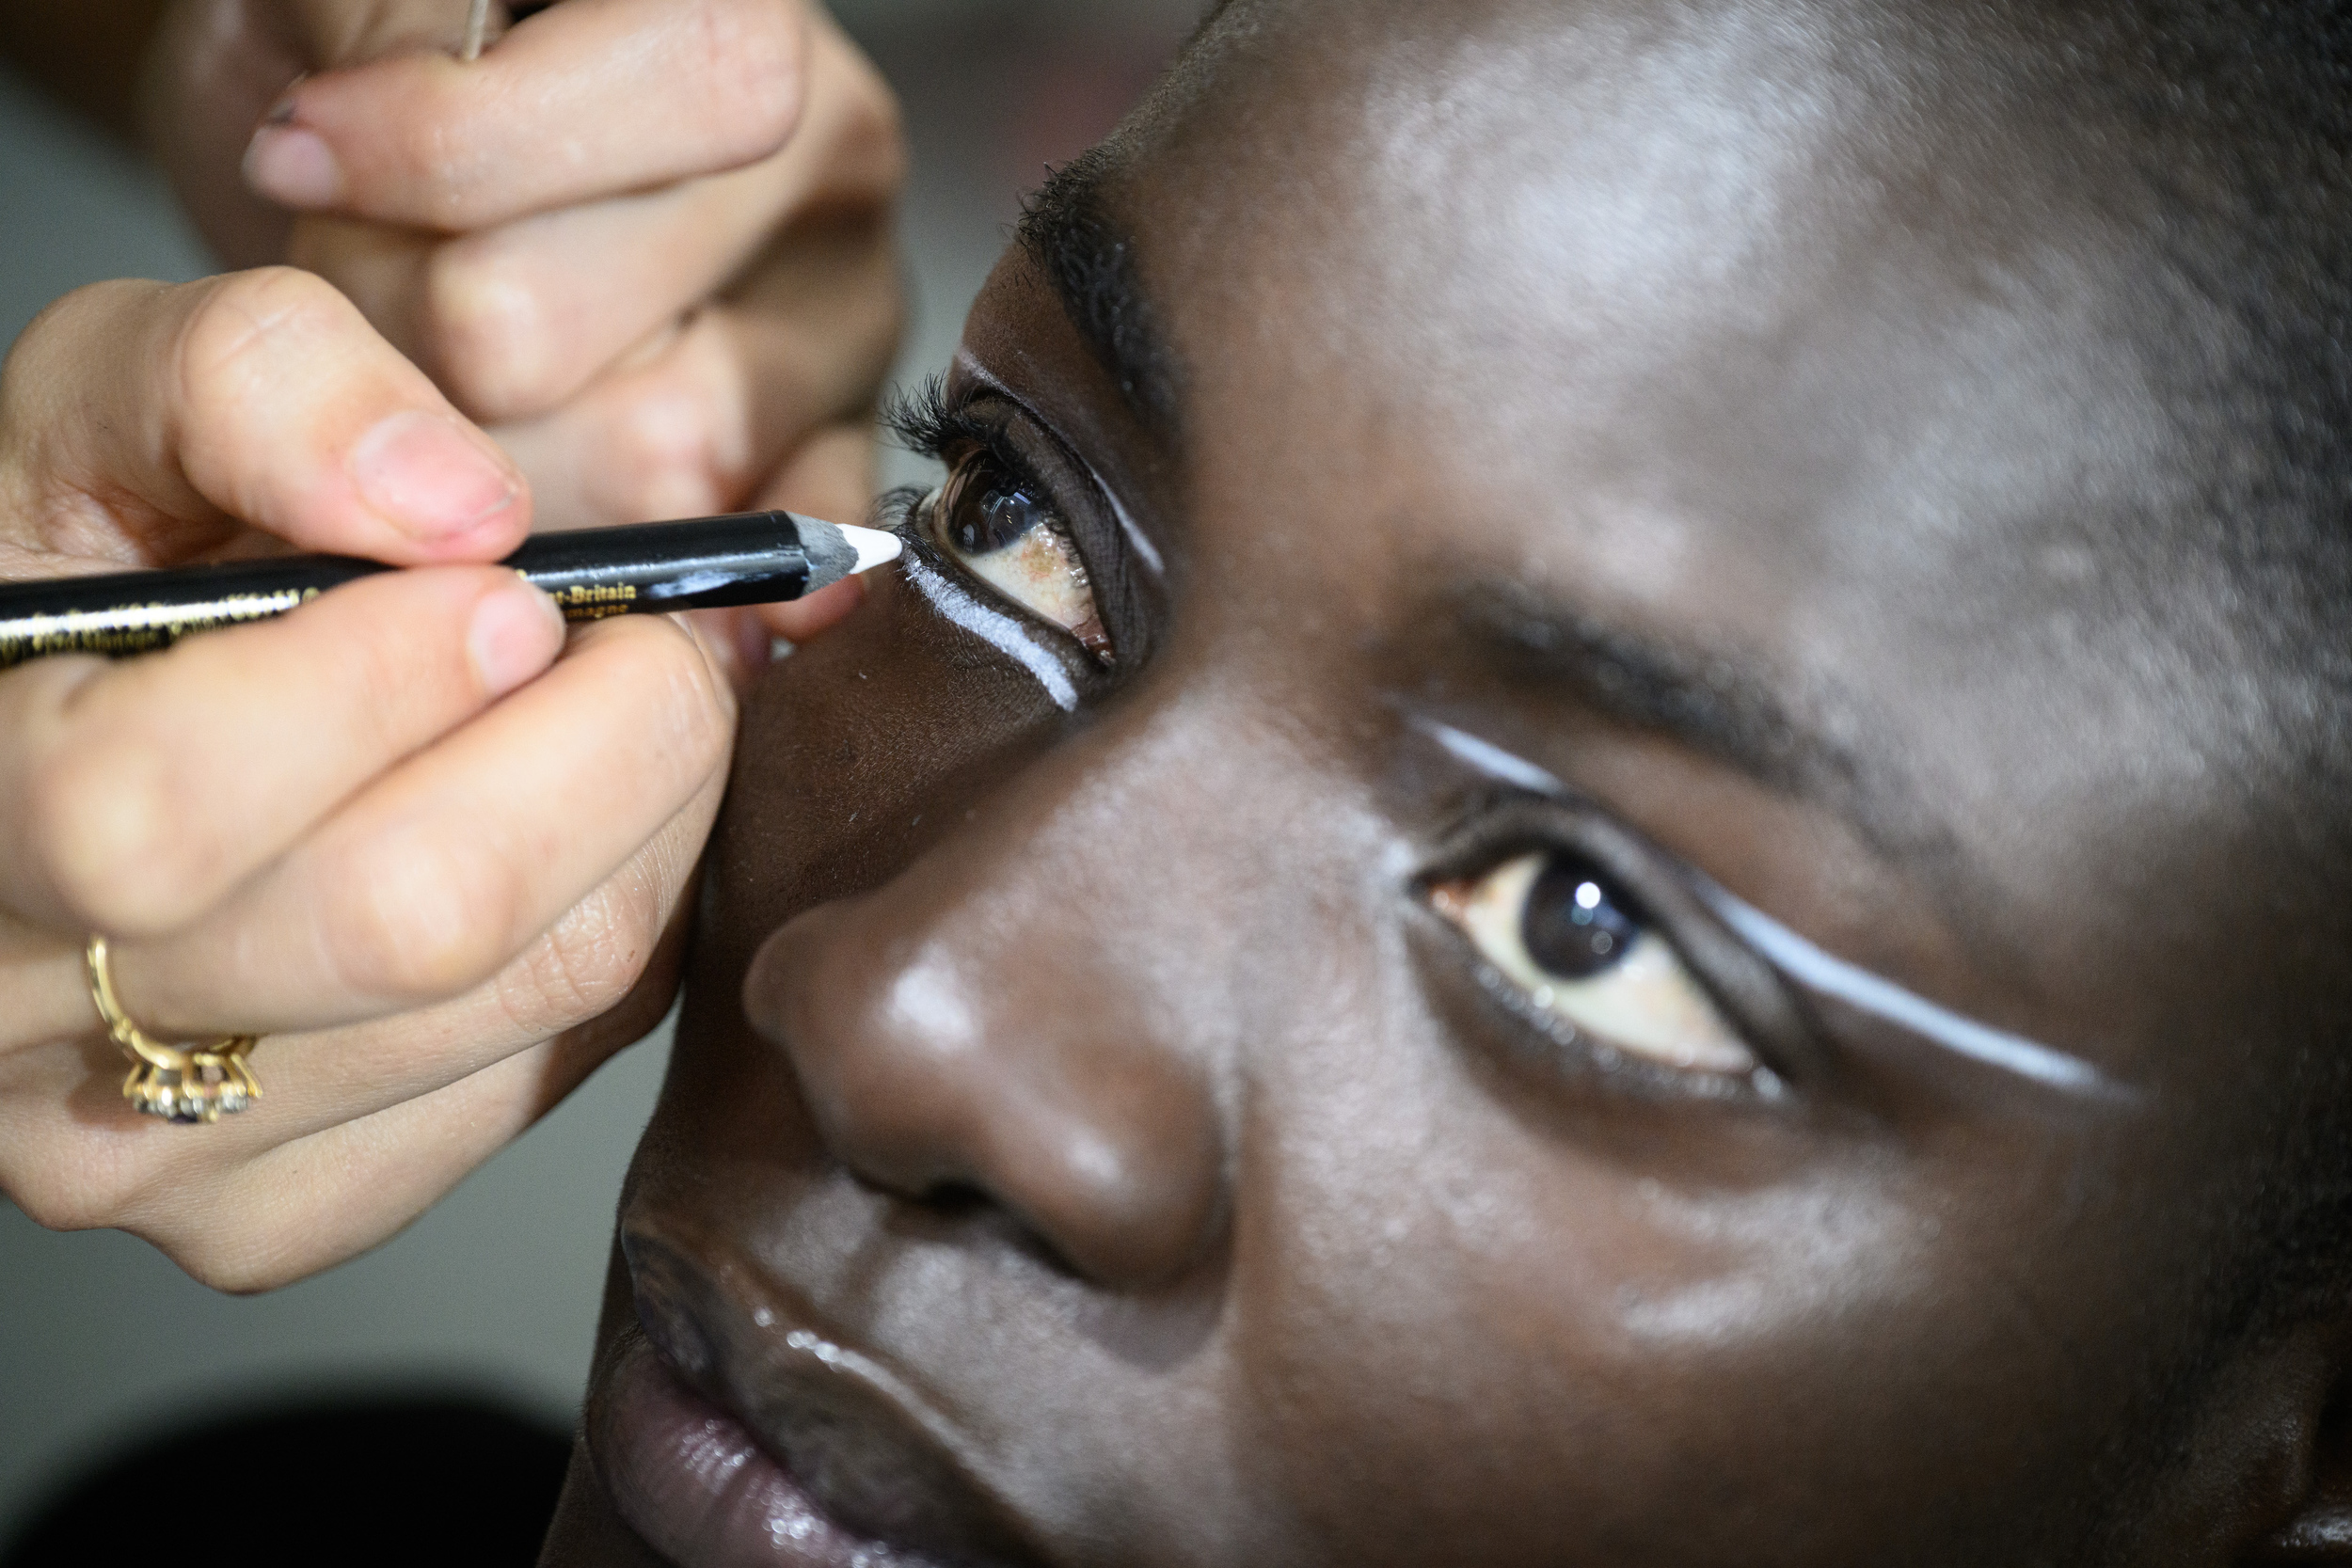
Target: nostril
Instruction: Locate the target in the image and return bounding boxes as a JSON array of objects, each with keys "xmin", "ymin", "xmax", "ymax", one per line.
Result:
[{"xmin": 914, "ymin": 1180, "xmax": 1088, "ymax": 1279}]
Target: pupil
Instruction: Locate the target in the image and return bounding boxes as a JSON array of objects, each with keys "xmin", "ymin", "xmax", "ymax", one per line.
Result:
[
  {"xmin": 947, "ymin": 465, "xmax": 1044, "ymax": 556},
  {"xmin": 1521, "ymin": 853, "xmax": 1641, "ymax": 981}
]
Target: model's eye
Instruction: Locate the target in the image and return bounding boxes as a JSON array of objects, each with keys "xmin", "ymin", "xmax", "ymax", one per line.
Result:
[
  {"xmin": 927, "ymin": 452, "xmax": 1112, "ymax": 664},
  {"xmin": 1430, "ymin": 850, "xmax": 1756, "ymax": 1075}
]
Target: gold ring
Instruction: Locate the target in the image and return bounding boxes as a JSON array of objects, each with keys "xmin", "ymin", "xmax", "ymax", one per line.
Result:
[{"xmin": 84, "ymin": 936, "xmax": 262, "ymax": 1124}]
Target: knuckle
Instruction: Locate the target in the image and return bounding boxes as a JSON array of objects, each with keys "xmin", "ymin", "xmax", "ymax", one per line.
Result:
[
  {"xmin": 24, "ymin": 732, "xmax": 209, "ymax": 932},
  {"xmin": 164, "ymin": 1239, "xmax": 291, "ymax": 1296},
  {"xmin": 828, "ymin": 50, "xmax": 907, "ymax": 192},
  {"xmin": 498, "ymin": 873, "xmax": 666, "ymax": 1036},
  {"xmin": 327, "ymin": 829, "xmax": 521, "ymax": 1002},
  {"xmin": 175, "ymin": 268, "xmax": 356, "ymax": 411},
  {"xmin": 418, "ymin": 246, "xmax": 556, "ymax": 420},
  {"xmin": 10, "ymin": 1140, "xmax": 150, "ymax": 1234},
  {"xmin": 12, "ymin": 1168, "xmax": 112, "ymax": 1234},
  {"xmin": 689, "ymin": 0, "xmax": 804, "ymax": 164},
  {"xmin": 599, "ymin": 389, "xmax": 730, "ymax": 520}
]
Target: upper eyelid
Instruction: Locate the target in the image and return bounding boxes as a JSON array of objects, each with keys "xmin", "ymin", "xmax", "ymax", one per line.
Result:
[
  {"xmin": 899, "ymin": 396, "xmax": 1096, "ymax": 564},
  {"xmin": 915, "ymin": 383, "xmax": 1161, "ymax": 667},
  {"xmin": 942, "ymin": 359, "xmax": 1169, "ymax": 582}
]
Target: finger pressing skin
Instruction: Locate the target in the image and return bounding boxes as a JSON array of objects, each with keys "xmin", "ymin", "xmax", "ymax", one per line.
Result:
[
  {"xmin": 245, "ymin": 0, "xmax": 810, "ymax": 231},
  {"xmin": 0, "ymin": 566, "xmax": 564, "ymax": 939},
  {"xmin": 669, "ymin": 420, "xmax": 883, "ymax": 692},
  {"xmin": 110, "ymin": 611, "xmax": 734, "ymax": 1036},
  {"xmin": 0, "ymin": 269, "xmax": 528, "ymax": 565},
  {"xmin": 283, "ymin": 6, "xmax": 902, "ymax": 423}
]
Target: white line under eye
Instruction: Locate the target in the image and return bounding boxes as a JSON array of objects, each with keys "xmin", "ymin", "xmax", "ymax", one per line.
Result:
[
  {"xmin": 1431, "ymin": 849, "xmax": 1757, "ymax": 1076},
  {"xmin": 901, "ymin": 549, "xmax": 1079, "ymax": 713}
]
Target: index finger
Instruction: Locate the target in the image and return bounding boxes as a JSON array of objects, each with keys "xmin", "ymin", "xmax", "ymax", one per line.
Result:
[
  {"xmin": 245, "ymin": 0, "xmax": 812, "ymax": 231},
  {"xmin": 0, "ymin": 270, "xmax": 529, "ymax": 564}
]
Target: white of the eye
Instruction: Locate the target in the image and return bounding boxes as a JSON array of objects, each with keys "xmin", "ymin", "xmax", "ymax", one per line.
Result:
[
  {"xmin": 1452, "ymin": 852, "xmax": 1756, "ymax": 1075},
  {"xmin": 958, "ymin": 516, "xmax": 1096, "ymax": 636}
]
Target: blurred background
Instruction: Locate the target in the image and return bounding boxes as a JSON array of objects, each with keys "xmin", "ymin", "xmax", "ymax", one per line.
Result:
[{"xmin": 0, "ymin": 0, "xmax": 1198, "ymax": 1543}]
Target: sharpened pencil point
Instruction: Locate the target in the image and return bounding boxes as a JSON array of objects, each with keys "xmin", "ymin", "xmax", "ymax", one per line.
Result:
[{"xmin": 842, "ymin": 523, "xmax": 904, "ymax": 575}]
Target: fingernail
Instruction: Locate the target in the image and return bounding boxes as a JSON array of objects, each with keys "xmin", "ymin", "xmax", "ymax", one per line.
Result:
[
  {"xmin": 469, "ymin": 582, "xmax": 565, "ymax": 699},
  {"xmin": 243, "ymin": 123, "xmax": 343, "ymax": 209},
  {"xmin": 350, "ymin": 409, "xmax": 521, "ymax": 541}
]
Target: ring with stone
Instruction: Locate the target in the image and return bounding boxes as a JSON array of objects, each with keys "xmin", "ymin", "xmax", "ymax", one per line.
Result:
[{"xmin": 84, "ymin": 935, "xmax": 262, "ymax": 1125}]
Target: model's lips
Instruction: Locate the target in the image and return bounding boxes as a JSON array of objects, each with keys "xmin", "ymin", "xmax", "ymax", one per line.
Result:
[
  {"xmin": 594, "ymin": 1335, "xmax": 935, "ymax": 1568},
  {"xmin": 589, "ymin": 1227, "xmax": 1041, "ymax": 1568}
]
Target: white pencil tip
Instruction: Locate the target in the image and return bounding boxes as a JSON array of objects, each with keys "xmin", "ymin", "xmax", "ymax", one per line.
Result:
[{"xmin": 841, "ymin": 523, "xmax": 904, "ymax": 575}]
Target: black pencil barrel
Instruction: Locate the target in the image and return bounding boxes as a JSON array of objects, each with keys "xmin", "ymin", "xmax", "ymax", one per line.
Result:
[{"xmin": 0, "ymin": 511, "xmax": 844, "ymax": 668}]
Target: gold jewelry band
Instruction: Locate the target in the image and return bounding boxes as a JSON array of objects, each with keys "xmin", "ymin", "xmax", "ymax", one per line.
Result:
[{"xmin": 85, "ymin": 936, "xmax": 262, "ymax": 1124}]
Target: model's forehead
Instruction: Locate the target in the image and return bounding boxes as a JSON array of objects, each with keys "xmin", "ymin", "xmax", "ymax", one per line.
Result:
[
  {"xmin": 1135, "ymin": 0, "xmax": 2134, "ymax": 454},
  {"xmin": 1113, "ymin": 0, "xmax": 2196, "ymax": 753}
]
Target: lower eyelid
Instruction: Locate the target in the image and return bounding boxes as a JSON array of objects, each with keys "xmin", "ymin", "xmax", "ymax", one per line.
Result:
[
  {"xmin": 1438, "ymin": 931, "xmax": 1776, "ymax": 1101},
  {"xmin": 899, "ymin": 547, "xmax": 1082, "ymax": 713}
]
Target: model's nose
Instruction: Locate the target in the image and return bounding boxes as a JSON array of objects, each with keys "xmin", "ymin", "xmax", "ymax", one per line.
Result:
[{"xmin": 742, "ymin": 725, "xmax": 1233, "ymax": 1291}]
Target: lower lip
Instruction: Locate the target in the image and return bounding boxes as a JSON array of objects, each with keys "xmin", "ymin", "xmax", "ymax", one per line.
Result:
[{"xmin": 593, "ymin": 1334, "xmax": 943, "ymax": 1568}]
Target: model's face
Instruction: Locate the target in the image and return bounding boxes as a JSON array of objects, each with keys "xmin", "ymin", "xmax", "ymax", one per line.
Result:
[{"xmin": 551, "ymin": 7, "xmax": 2321, "ymax": 1565}]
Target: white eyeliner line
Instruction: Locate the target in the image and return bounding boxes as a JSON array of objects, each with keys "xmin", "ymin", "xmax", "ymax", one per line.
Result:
[
  {"xmin": 1421, "ymin": 721, "xmax": 1566, "ymax": 797},
  {"xmin": 1413, "ymin": 719, "xmax": 2122, "ymax": 1099},
  {"xmin": 1695, "ymin": 886, "xmax": 2113, "ymax": 1095},
  {"xmin": 902, "ymin": 552, "xmax": 1080, "ymax": 713}
]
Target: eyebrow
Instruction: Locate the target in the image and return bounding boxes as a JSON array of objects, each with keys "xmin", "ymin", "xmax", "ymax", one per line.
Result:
[
  {"xmin": 1015, "ymin": 148, "xmax": 1184, "ymax": 442},
  {"xmin": 1458, "ymin": 585, "xmax": 1955, "ymax": 874}
]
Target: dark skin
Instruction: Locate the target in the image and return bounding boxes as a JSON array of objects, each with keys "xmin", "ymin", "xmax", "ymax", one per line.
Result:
[
  {"xmin": 0, "ymin": 0, "xmax": 167, "ymax": 133},
  {"xmin": 545, "ymin": 1, "xmax": 2352, "ymax": 1562}
]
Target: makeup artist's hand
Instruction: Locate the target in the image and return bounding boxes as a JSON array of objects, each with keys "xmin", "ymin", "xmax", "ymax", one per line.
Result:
[
  {"xmin": 141, "ymin": 0, "xmax": 902, "ymax": 659},
  {"xmin": 0, "ymin": 269, "xmax": 755, "ymax": 1289}
]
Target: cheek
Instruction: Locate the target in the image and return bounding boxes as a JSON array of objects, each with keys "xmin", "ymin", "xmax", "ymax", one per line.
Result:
[
  {"xmin": 701, "ymin": 571, "xmax": 1073, "ymax": 967},
  {"xmin": 649, "ymin": 571, "xmax": 1077, "ymax": 1203},
  {"xmin": 1232, "ymin": 1062, "xmax": 2177, "ymax": 1564}
]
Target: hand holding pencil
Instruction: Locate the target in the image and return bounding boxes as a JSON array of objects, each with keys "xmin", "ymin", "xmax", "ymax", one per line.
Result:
[{"xmin": 0, "ymin": 0, "xmax": 908, "ymax": 1291}]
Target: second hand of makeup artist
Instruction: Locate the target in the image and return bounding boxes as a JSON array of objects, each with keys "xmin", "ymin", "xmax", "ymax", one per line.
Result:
[{"xmin": 0, "ymin": 0, "xmax": 904, "ymax": 1291}]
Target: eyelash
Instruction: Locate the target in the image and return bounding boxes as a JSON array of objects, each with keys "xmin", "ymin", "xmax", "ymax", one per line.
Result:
[{"xmin": 881, "ymin": 374, "xmax": 975, "ymax": 462}]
